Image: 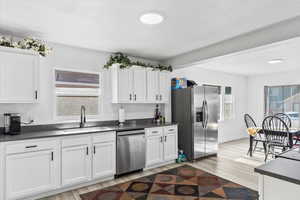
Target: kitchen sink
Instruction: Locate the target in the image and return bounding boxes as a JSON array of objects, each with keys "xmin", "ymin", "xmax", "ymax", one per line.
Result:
[{"xmin": 62, "ymin": 126, "xmax": 113, "ymax": 134}]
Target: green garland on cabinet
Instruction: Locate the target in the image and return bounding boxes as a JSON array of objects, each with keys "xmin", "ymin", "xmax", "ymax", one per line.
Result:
[
  {"xmin": 0, "ymin": 36, "xmax": 52, "ymax": 57},
  {"xmin": 104, "ymin": 52, "xmax": 172, "ymax": 72}
]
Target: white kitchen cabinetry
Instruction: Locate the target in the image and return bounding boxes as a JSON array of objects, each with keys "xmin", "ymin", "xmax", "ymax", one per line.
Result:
[
  {"xmin": 92, "ymin": 132, "xmax": 116, "ymax": 179},
  {"xmin": 61, "ymin": 136, "xmax": 92, "ymax": 187},
  {"xmin": 159, "ymin": 71, "xmax": 170, "ymax": 103},
  {"xmin": 0, "ymin": 47, "xmax": 39, "ymax": 103},
  {"xmin": 146, "ymin": 69, "xmax": 159, "ymax": 102},
  {"xmin": 4, "ymin": 139, "xmax": 59, "ymax": 200},
  {"xmin": 145, "ymin": 127, "xmax": 164, "ymax": 166},
  {"xmin": 145, "ymin": 125, "xmax": 178, "ymax": 168},
  {"xmin": 163, "ymin": 126, "xmax": 178, "ymax": 161},
  {"xmin": 111, "ymin": 64, "xmax": 170, "ymax": 104},
  {"xmin": 146, "ymin": 69, "xmax": 170, "ymax": 103},
  {"xmin": 111, "ymin": 64, "xmax": 146, "ymax": 103}
]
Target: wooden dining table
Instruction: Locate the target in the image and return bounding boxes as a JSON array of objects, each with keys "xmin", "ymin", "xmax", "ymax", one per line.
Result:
[{"xmin": 249, "ymin": 127, "xmax": 300, "ymax": 157}]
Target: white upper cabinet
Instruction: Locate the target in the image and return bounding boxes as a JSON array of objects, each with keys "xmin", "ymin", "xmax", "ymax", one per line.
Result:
[
  {"xmin": 115, "ymin": 67, "xmax": 133, "ymax": 103},
  {"xmin": 0, "ymin": 47, "xmax": 39, "ymax": 103},
  {"xmin": 146, "ymin": 69, "xmax": 159, "ymax": 102},
  {"xmin": 132, "ymin": 66, "xmax": 147, "ymax": 103},
  {"xmin": 111, "ymin": 64, "xmax": 170, "ymax": 104},
  {"xmin": 111, "ymin": 64, "xmax": 146, "ymax": 103},
  {"xmin": 146, "ymin": 69, "xmax": 170, "ymax": 103},
  {"xmin": 159, "ymin": 71, "xmax": 170, "ymax": 103}
]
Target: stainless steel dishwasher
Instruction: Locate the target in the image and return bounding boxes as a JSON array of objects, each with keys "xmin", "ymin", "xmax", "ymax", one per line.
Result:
[{"xmin": 116, "ymin": 129, "xmax": 146, "ymax": 176}]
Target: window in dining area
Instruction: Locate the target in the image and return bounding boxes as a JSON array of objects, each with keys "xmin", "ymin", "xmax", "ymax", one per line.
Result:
[{"xmin": 265, "ymin": 85, "xmax": 300, "ymax": 128}]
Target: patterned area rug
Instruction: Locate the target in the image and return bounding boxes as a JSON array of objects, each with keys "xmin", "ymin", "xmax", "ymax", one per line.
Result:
[{"xmin": 80, "ymin": 165, "xmax": 258, "ymax": 200}]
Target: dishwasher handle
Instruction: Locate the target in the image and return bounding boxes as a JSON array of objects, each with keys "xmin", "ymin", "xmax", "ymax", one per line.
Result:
[{"xmin": 117, "ymin": 130, "xmax": 145, "ymax": 136}]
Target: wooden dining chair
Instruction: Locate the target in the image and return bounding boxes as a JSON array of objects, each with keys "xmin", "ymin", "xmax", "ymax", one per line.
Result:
[
  {"xmin": 273, "ymin": 113, "xmax": 300, "ymax": 145},
  {"xmin": 262, "ymin": 116, "xmax": 292, "ymax": 162},
  {"xmin": 244, "ymin": 114, "xmax": 266, "ymax": 155},
  {"xmin": 274, "ymin": 113, "xmax": 292, "ymax": 128}
]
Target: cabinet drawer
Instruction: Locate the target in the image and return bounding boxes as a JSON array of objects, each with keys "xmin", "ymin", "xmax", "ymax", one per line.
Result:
[
  {"xmin": 164, "ymin": 125, "xmax": 178, "ymax": 135},
  {"xmin": 62, "ymin": 135, "xmax": 91, "ymax": 147},
  {"xmin": 92, "ymin": 131, "xmax": 116, "ymax": 143},
  {"xmin": 5, "ymin": 139, "xmax": 58, "ymax": 155},
  {"xmin": 146, "ymin": 127, "xmax": 163, "ymax": 137}
]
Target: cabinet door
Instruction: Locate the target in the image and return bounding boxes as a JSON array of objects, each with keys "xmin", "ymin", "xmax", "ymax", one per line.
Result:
[
  {"xmin": 147, "ymin": 70, "xmax": 159, "ymax": 103},
  {"xmin": 163, "ymin": 133, "xmax": 178, "ymax": 161},
  {"xmin": 92, "ymin": 141, "xmax": 116, "ymax": 179},
  {"xmin": 62, "ymin": 145, "xmax": 91, "ymax": 187},
  {"xmin": 159, "ymin": 72, "xmax": 170, "ymax": 103},
  {"xmin": 132, "ymin": 67, "xmax": 147, "ymax": 103},
  {"xmin": 146, "ymin": 135, "xmax": 164, "ymax": 167},
  {"xmin": 118, "ymin": 68, "xmax": 133, "ymax": 103},
  {"xmin": 0, "ymin": 51, "xmax": 38, "ymax": 103},
  {"xmin": 6, "ymin": 150, "xmax": 58, "ymax": 200},
  {"xmin": 163, "ymin": 126, "xmax": 178, "ymax": 161}
]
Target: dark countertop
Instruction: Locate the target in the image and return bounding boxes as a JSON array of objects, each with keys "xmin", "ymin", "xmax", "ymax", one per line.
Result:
[
  {"xmin": 255, "ymin": 158, "xmax": 300, "ymax": 185},
  {"xmin": 0, "ymin": 122, "xmax": 177, "ymax": 142},
  {"xmin": 276, "ymin": 147, "xmax": 300, "ymax": 161}
]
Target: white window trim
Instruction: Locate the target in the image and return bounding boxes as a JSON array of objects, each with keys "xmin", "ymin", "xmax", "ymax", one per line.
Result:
[{"xmin": 53, "ymin": 67, "xmax": 103, "ymax": 123}]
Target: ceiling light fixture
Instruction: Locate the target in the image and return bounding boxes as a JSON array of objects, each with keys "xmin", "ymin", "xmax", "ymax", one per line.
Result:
[
  {"xmin": 268, "ymin": 59, "xmax": 284, "ymax": 64},
  {"xmin": 140, "ymin": 13, "xmax": 164, "ymax": 25}
]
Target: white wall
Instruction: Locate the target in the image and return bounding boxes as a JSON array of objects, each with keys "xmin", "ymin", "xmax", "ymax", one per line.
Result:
[
  {"xmin": 172, "ymin": 65, "xmax": 248, "ymax": 143},
  {"xmin": 247, "ymin": 69, "xmax": 300, "ymax": 125},
  {"xmin": 0, "ymin": 42, "xmax": 160, "ymax": 125}
]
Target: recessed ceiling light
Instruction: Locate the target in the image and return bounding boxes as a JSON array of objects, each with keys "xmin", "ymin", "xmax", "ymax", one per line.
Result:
[
  {"xmin": 268, "ymin": 59, "xmax": 284, "ymax": 64},
  {"xmin": 140, "ymin": 13, "xmax": 164, "ymax": 25}
]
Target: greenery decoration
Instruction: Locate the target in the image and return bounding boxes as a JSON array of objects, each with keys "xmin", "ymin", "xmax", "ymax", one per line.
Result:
[
  {"xmin": 0, "ymin": 36, "xmax": 15, "ymax": 48},
  {"xmin": 0, "ymin": 36, "xmax": 52, "ymax": 57},
  {"xmin": 104, "ymin": 52, "xmax": 172, "ymax": 72}
]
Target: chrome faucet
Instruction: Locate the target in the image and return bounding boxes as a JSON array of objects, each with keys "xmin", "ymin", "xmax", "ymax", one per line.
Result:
[{"xmin": 80, "ymin": 105, "xmax": 86, "ymax": 128}]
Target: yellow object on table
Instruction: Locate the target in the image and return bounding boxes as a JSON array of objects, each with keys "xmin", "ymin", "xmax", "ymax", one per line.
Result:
[{"xmin": 247, "ymin": 127, "xmax": 259, "ymax": 136}]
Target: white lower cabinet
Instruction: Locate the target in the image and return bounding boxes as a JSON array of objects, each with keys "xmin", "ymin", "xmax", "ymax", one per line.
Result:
[
  {"xmin": 92, "ymin": 132, "xmax": 116, "ymax": 179},
  {"xmin": 61, "ymin": 136, "xmax": 92, "ymax": 187},
  {"xmin": 146, "ymin": 132, "xmax": 164, "ymax": 166},
  {"xmin": 0, "ymin": 127, "xmax": 176, "ymax": 200},
  {"xmin": 5, "ymin": 140, "xmax": 59, "ymax": 200},
  {"xmin": 92, "ymin": 141, "xmax": 116, "ymax": 179},
  {"xmin": 146, "ymin": 125, "xmax": 178, "ymax": 168}
]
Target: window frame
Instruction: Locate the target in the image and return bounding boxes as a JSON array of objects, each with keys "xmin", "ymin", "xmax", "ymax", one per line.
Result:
[
  {"xmin": 53, "ymin": 67, "xmax": 103, "ymax": 122},
  {"xmin": 264, "ymin": 84, "xmax": 300, "ymax": 116}
]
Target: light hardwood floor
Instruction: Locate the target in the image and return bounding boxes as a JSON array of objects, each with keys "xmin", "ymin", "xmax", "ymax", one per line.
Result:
[{"xmin": 41, "ymin": 138, "xmax": 264, "ymax": 200}]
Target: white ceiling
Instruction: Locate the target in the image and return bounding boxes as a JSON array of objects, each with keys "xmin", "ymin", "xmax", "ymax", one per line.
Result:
[
  {"xmin": 192, "ymin": 37, "xmax": 300, "ymax": 76},
  {"xmin": 1, "ymin": 0, "xmax": 300, "ymax": 60}
]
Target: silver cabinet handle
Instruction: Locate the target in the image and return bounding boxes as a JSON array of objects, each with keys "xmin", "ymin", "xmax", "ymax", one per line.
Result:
[
  {"xmin": 86, "ymin": 147, "xmax": 89, "ymax": 155},
  {"xmin": 160, "ymin": 136, "xmax": 163, "ymax": 143},
  {"xmin": 93, "ymin": 146, "xmax": 96, "ymax": 154},
  {"xmin": 164, "ymin": 136, "xmax": 167, "ymax": 142},
  {"xmin": 152, "ymin": 131, "xmax": 158, "ymax": 134},
  {"xmin": 51, "ymin": 152, "xmax": 54, "ymax": 161},
  {"xmin": 168, "ymin": 129, "xmax": 175, "ymax": 132},
  {"xmin": 129, "ymin": 94, "xmax": 132, "ymax": 100},
  {"xmin": 155, "ymin": 95, "xmax": 158, "ymax": 100},
  {"xmin": 134, "ymin": 94, "xmax": 137, "ymax": 101}
]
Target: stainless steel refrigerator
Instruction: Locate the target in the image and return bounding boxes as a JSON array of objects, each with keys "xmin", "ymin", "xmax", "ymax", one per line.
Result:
[{"xmin": 172, "ymin": 86, "xmax": 220, "ymax": 160}]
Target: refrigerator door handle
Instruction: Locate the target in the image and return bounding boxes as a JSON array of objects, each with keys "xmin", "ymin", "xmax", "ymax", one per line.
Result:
[
  {"xmin": 205, "ymin": 100, "xmax": 209, "ymax": 128},
  {"xmin": 202, "ymin": 100, "xmax": 206, "ymax": 128}
]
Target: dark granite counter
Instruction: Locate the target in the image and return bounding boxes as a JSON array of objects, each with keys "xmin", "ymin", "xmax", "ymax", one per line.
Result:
[
  {"xmin": 276, "ymin": 147, "xmax": 300, "ymax": 161},
  {"xmin": 255, "ymin": 158, "xmax": 300, "ymax": 185},
  {"xmin": 0, "ymin": 121, "xmax": 177, "ymax": 142}
]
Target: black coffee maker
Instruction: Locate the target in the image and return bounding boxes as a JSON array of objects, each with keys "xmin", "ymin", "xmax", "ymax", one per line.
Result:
[{"xmin": 4, "ymin": 113, "xmax": 21, "ymax": 135}]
